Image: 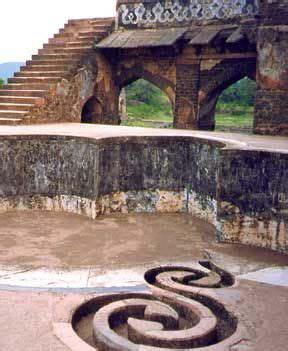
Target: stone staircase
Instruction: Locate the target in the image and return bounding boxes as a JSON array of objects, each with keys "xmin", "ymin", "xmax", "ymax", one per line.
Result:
[{"xmin": 0, "ymin": 17, "xmax": 114, "ymax": 125}]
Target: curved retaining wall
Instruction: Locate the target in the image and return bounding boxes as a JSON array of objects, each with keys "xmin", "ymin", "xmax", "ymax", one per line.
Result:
[{"xmin": 0, "ymin": 134, "xmax": 286, "ymax": 253}]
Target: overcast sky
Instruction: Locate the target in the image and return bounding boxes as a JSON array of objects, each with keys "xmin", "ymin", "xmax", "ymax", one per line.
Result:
[{"xmin": 0, "ymin": 0, "xmax": 116, "ymax": 63}]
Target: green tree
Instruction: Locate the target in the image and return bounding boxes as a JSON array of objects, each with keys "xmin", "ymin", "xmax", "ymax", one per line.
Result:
[
  {"xmin": 0, "ymin": 78, "xmax": 4, "ymax": 85},
  {"xmin": 219, "ymin": 78, "xmax": 256, "ymax": 106},
  {"xmin": 126, "ymin": 79, "xmax": 161, "ymax": 104}
]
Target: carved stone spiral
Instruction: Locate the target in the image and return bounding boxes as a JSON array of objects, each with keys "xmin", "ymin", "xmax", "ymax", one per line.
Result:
[{"xmin": 72, "ymin": 261, "xmax": 241, "ymax": 350}]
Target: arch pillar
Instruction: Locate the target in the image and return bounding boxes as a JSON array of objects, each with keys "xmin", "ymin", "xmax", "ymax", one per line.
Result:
[{"xmin": 174, "ymin": 62, "xmax": 200, "ymax": 129}]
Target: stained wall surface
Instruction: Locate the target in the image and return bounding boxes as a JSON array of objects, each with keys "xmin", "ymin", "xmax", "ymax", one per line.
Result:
[{"xmin": 0, "ymin": 132, "xmax": 286, "ymax": 252}]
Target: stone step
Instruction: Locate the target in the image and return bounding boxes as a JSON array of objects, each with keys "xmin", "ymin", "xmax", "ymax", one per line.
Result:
[
  {"xmin": 8, "ymin": 77, "xmax": 62, "ymax": 84},
  {"xmin": 78, "ymin": 31, "xmax": 106, "ymax": 38},
  {"xmin": 67, "ymin": 18, "xmax": 103, "ymax": 25},
  {"xmin": 32, "ymin": 53, "xmax": 81, "ymax": 60},
  {"xmin": 89, "ymin": 18, "xmax": 114, "ymax": 25},
  {"xmin": 59, "ymin": 26, "xmax": 94, "ymax": 33},
  {"xmin": 65, "ymin": 21, "xmax": 91, "ymax": 27},
  {"xmin": 0, "ymin": 117, "xmax": 24, "ymax": 125},
  {"xmin": 43, "ymin": 42, "xmax": 69, "ymax": 49},
  {"xmin": 0, "ymin": 103, "xmax": 34, "ymax": 111},
  {"xmin": 26, "ymin": 58, "xmax": 79, "ymax": 66},
  {"xmin": 0, "ymin": 110, "xmax": 28, "ymax": 118},
  {"xmin": 90, "ymin": 22, "xmax": 113, "ymax": 27},
  {"xmin": 68, "ymin": 17, "xmax": 113, "ymax": 25},
  {"xmin": 49, "ymin": 36, "xmax": 93, "ymax": 45},
  {"xmin": 0, "ymin": 96, "xmax": 44, "ymax": 104},
  {"xmin": 54, "ymin": 32, "xmax": 76, "ymax": 39},
  {"xmin": 0, "ymin": 90, "xmax": 46, "ymax": 97},
  {"xmin": 43, "ymin": 40, "xmax": 94, "ymax": 49},
  {"xmin": 38, "ymin": 47, "xmax": 92, "ymax": 55},
  {"xmin": 21, "ymin": 65, "xmax": 70, "ymax": 72},
  {"xmin": 0, "ymin": 83, "xmax": 51, "ymax": 90},
  {"xmin": 15, "ymin": 71, "xmax": 70, "ymax": 78},
  {"xmin": 66, "ymin": 41, "xmax": 94, "ymax": 47},
  {"xmin": 64, "ymin": 22, "xmax": 111, "ymax": 30}
]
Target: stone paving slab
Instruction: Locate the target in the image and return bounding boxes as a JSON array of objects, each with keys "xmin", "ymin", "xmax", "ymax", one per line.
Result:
[{"xmin": 239, "ymin": 266, "xmax": 288, "ymax": 287}]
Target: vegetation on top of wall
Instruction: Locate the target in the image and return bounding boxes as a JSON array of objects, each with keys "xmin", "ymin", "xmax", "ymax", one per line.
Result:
[{"xmin": 0, "ymin": 78, "xmax": 4, "ymax": 85}]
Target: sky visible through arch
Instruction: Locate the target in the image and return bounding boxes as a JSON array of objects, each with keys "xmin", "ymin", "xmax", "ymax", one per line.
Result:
[{"xmin": 0, "ymin": 0, "xmax": 116, "ymax": 63}]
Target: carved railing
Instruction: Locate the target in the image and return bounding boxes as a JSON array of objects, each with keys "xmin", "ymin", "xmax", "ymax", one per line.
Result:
[{"xmin": 117, "ymin": 0, "xmax": 259, "ymax": 28}]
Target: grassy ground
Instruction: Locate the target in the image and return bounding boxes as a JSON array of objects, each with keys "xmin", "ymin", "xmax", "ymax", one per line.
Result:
[
  {"xmin": 122, "ymin": 100, "xmax": 173, "ymax": 128},
  {"xmin": 215, "ymin": 112, "xmax": 253, "ymax": 130},
  {"xmin": 123, "ymin": 102, "xmax": 253, "ymax": 131}
]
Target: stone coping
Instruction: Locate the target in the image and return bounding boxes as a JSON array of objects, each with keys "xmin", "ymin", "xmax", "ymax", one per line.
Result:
[{"xmin": 0, "ymin": 123, "xmax": 287, "ymax": 154}]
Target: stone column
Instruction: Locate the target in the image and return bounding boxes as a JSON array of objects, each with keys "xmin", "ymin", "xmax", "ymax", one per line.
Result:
[
  {"xmin": 254, "ymin": 26, "xmax": 288, "ymax": 135},
  {"xmin": 174, "ymin": 63, "xmax": 200, "ymax": 129}
]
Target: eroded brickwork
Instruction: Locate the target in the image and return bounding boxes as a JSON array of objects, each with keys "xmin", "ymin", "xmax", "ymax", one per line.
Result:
[{"xmin": 254, "ymin": 26, "xmax": 288, "ymax": 135}]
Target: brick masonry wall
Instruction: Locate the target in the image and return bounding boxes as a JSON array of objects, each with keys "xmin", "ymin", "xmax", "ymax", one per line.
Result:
[
  {"xmin": 22, "ymin": 52, "xmax": 119, "ymax": 125},
  {"xmin": 258, "ymin": 0, "xmax": 288, "ymax": 25},
  {"xmin": 174, "ymin": 63, "xmax": 200, "ymax": 128},
  {"xmin": 254, "ymin": 26, "xmax": 288, "ymax": 135}
]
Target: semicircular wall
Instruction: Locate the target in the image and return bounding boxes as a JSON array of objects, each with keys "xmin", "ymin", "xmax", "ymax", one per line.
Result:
[{"xmin": 0, "ymin": 133, "xmax": 286, "ymax": 253}]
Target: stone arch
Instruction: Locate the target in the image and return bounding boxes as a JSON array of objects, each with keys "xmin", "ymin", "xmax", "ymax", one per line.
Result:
[
  {"xmin": 116, "ymin": 65, "xmax": 175, "ymax": 108},
  {"xmin": 81, "ymin": 95, "xmax": 103, "ymax": 124},
  {"xmin": 116, "ymin": 65, "xmax": 175, "ymax": 126},
  {"xmin": 198, "ymin": 59, "xmax": 256, "ymax": 130}
]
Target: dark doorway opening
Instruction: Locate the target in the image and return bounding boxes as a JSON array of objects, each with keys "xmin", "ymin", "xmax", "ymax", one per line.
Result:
[{"xmin": 81, "ymin": 96, "xmax": 103, "ymax": 124}]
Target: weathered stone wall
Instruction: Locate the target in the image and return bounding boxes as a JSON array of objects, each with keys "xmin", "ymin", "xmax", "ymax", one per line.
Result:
[
  {"xmin": 0, "ymin": 134, "xmax": 286, "ymax": 253},
  {"xmin": 0, "ymin": 136, "xmax": 219, "ymax": 226},
  {"xmin": 218, "ymin": 149, "xmax": 288, "ymax": 252}
]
